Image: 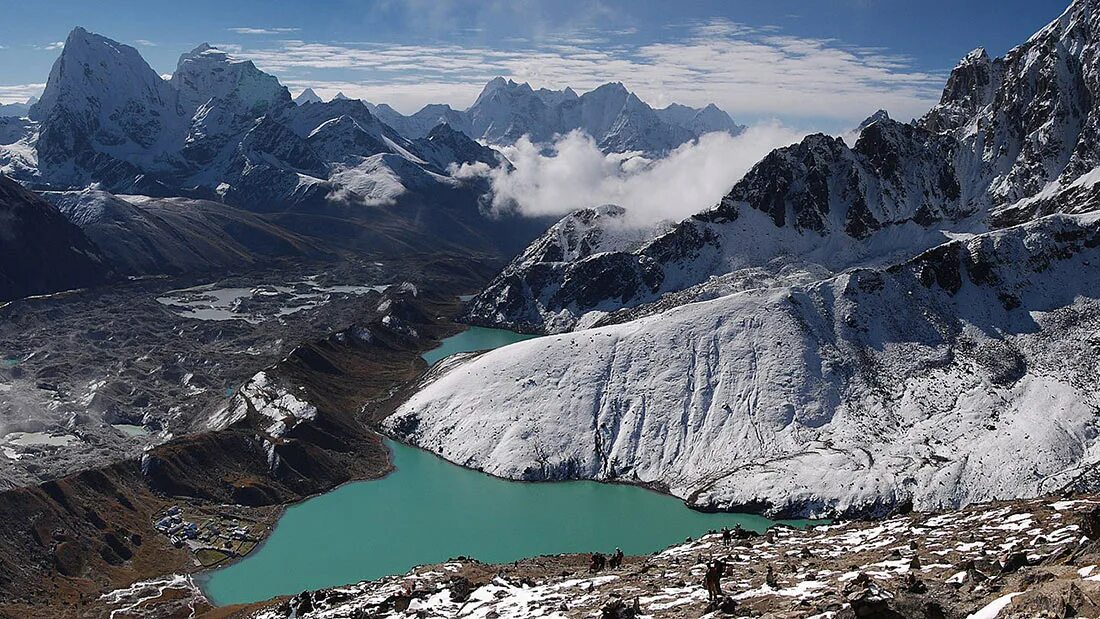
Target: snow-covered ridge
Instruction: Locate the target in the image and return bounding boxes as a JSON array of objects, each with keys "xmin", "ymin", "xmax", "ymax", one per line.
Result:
[
  {"xmin": 468, "ymin": 0, "xmax": 1100, "ymax": 334},
  {"xmin": 366, "ymin": 77, "xmax": 744, "ymax": 156},
  {"xmin": 393, "ymin": 211, "xmax": 1100, "ymax": 518}
]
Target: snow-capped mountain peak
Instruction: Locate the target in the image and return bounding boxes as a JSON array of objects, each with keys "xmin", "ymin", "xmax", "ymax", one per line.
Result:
[
  {"xmin": 171, "ymin": 43, "xmax": 290, "ymax": 116},
  {"xmin": 856, "ymin": 109, "xmax": 891, "ymax": 132},
  {"xmin": 460, "ymin": 76, "xmax": 743, "ymax": 154},
  {"xmin": 31, "ymin": 26, "xmax": 181, "ymax": 125},
  {"xmin": 294, "ymin": 88, "xmax": 323, "ymax": 105},
  {"xmin": 28, "ymin": 26, "xmax": 185, "ymax": 184}
]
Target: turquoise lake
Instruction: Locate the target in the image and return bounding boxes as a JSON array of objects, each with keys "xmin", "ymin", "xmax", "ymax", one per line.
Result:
[{"xmin": 201, "ymin": 327, "xmax": 815, "ymax": 605}]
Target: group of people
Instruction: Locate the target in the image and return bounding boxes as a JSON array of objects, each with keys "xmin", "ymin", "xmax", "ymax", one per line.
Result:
[
  {"xmin": 586, "ymin": 525, "xmax": 776, "ymax": 602},
  {"xmin": 589, "ymin": 547, "xmax": 625, "ymax": 573},
  {"xmin": 719, "ymin": 524, "xmax": 745, "ymax": 546}
]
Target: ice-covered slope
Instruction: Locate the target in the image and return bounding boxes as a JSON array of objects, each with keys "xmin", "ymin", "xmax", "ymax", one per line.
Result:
[
  {"xmin": 390, "ymin": 211, "xmax": 1100, "ymax": 518},
  {"xmin": 171, "ymin": 44, "xmax": 291, "ymax": 117},
  {"xmin": 469, "ymin": 0, "xmax": 1100, "ymax": 334}
]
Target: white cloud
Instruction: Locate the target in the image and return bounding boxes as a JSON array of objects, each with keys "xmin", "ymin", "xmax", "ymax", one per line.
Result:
[
  {"xmin": 454, "ymin": 123, "xmax": 807, "ymax": 225},
  {"xmin": 37, "ymin": 41, "xmax": 64, "ymax": 51},
  {"xmin": 0, "ymin": 83, "xmax": 45, "ymax": 104},
  {"xmin": 134, "ymin": 39, "xmax": 157, "ymax": 47},
  {"xmin": 229, "ymin": 20, "xmax": 944, "ymax": 124},
  {"xmin": 229, "ymin": 27, "xmax": 301, "ymax": 35}
]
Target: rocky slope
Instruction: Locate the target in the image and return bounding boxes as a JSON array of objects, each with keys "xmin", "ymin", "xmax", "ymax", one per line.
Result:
[
  {"xmin": 44, "ymin": 189, "xmax": 321, "ymax": 276},
  {"xmin": 0, "ymin": 261, "xmax": 496, "ymax": 617},
  {"xmin": 117, "ymin": 495, "xmax": 1100, "ymax": 618},
  {"xmin": 467, "ymin": 0, "xmax": 1100, "ymax": 334},
  {"xmin": 0, "ymin": 174, "xmax": 111, "ymax": 301}
]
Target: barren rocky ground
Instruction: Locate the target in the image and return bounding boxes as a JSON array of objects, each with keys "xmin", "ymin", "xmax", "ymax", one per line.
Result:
[{"xmin": 99, "ymin": 494, "xmax": 1100, "ymax": 618}]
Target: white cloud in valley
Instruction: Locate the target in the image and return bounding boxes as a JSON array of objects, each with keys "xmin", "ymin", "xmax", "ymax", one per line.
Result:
[{"xmin": 455, "ymin": 123, "xmax": 807, "ymax": 226}]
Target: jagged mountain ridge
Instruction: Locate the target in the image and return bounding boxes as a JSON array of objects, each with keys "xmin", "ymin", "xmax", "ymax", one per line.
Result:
[
  {"xmin": 366, "ymin": 77, "xmax": 744, "ymax": 155},
  {"xmin": 2, "ymin": 28, "xmax": 504, "ymax": 210},
  {"xmin": 0, "ymin": 27, "xmax": 556, "ymax": 264},
  {"xmin": 467, "ymin": 0, "xmax": 1100, "ymax": 334}
]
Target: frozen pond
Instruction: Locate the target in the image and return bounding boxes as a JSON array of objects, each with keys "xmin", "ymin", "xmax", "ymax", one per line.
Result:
[
  {"xmin": 155, "ymin": 277, "xmax": 389, "ymax": 323},
  {"xmin": 1, "ymin": 431, "xmax": 80, "ymax": 460},
  {"xmin": 112, "ymin": 424, "xmax": 153, "ymax": 438}
]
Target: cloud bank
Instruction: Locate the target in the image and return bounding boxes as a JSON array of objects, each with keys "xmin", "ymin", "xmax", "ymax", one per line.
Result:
[
  {"xmin": 455, "ymin": 123, "xmax": 807, "ymax": 226},
  {"xmin": 0, "ymin": 83, "xmax": 44, "ymax": 104}
]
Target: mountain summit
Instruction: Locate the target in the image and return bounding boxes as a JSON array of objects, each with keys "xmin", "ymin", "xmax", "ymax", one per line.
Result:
[{"xmin": 457, "ymin": 77, "xmax": 743, "ymax": 154}]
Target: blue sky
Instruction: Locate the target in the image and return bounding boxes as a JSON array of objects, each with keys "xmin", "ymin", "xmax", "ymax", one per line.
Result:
[{"xmin": 0, "ymin": 0, "xmax": 1071, "ymax": 129}]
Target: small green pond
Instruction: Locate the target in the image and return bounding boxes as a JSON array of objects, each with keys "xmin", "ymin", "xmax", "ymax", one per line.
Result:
[{"xmin": 421, "ymin": 325, "xmax": 538, "ymax": 365}]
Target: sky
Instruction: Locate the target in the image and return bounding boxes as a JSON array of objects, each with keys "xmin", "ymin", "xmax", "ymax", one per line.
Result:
[{"xmin": 0, "ymin": 0, "xmax": 1072, "ymax": 131}]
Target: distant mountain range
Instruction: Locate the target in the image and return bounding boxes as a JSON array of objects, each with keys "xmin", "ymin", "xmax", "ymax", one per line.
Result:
[
  {"xmin": 360, "ymin": 77, "xmax": 743, "ymax": 153},
  {"xmin": 0, "ymin": 27, "xmax": 740, "ymax": 204},
  {"xmin": 0, "ymin": 27, "xmax": 741, "ymax": 301}
]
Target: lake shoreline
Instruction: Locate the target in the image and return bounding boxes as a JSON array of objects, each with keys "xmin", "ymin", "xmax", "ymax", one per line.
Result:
[
  {"xmin": 199, "ymin": 319, "xmax": 821, "ymax": 605},
  {"xmin": 182, "ymin": 313, "xmax": 825, "ymax": 609}
]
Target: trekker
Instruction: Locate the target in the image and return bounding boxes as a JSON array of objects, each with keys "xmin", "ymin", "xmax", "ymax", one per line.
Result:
[
  {"xmin": 704, "ymin": 558, "xmax": 725, "ymax": 600},
  {"xmin": 765, "ymin": 564, "xmax": 778, "ymax": 588},
  {"xmin": 589, "ymin": 552, "xmax": 606, "ymax": 573},
  {"xmin": 609, "ymin": 547, "xmax": 624, "ymax": 569}
]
